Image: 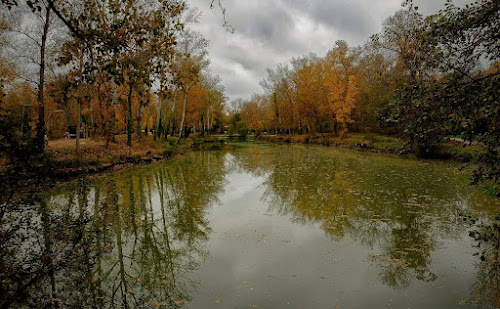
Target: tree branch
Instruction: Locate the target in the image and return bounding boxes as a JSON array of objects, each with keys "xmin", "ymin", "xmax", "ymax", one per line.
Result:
[
  {"xmin": 6, "ymin": 29, "xmax": 41, "ymax": 47},
  {"xmin": 210, "ymin": 0, "xmax": 234, "ymax": 33},
  {"xmin": 45, "ymin": 0, "xmax": 83, "ymax": 39}
]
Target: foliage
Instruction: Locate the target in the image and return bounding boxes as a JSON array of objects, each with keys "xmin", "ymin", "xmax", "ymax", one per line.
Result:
[{"xmin": 0, "ymin": 0, "xmax": 227, "ymax": 166}]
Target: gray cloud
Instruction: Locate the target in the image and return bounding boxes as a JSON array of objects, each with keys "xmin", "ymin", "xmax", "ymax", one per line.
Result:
[
  {"xmin": 188, "ymin": 0, "xmax": 473, "ymax": 101},
  {"xmin": 286, "ymin": 0, "xmax": 378, "ymax": 39}
]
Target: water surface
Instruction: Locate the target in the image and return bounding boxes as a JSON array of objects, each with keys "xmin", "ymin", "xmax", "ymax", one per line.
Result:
[{"xmin": 2, "ymin": 143, "xmax": 499, "ymax": 308}]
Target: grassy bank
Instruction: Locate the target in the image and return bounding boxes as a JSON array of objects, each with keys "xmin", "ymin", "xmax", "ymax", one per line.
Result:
[
  {"xmin": 255, "ymin": 133, "xmax": 486, "ymax": 162},
  {"xmin": 0, "ymin": 135, "xmax": 210, "ymax": 180},
  {"xmin": 44, "ymin": 135, "xmax": 203, "ymax": 178},
  {"xmin": 1, "ymin": 133, "xmax": 486, "ymax": 181}
]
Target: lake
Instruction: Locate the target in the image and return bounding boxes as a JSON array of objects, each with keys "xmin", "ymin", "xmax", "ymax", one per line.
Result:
[{"xmin": 2, "ymin": 143, "xmax": 499, "ymax": 308}]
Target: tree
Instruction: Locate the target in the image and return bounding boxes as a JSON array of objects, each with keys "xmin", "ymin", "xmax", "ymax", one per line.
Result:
[
  {"xmin": 355, "ymin": 43, "xmax": 400, "ymax": 133},
  {"xmin": 376, "ymin": 2, "xmax": 444, "ymax": 156},
  {"xmin": 174, "ymin": 30, "xmax": 209, "ymax": 141},
  {"xmin": 3, "ymin": 1, "xmax": 56, "ymax": 154},
  {"xmin": 427, "ymin": 0, "xmax": 500, "ymax": 191},
  {"xmin": 291, "ymin": 56, "xmax": 328, "ymax": 134},
  {"xmin": 80, "ymin": 0, "xmax": 185, "ymax": 147},
  {"xmin": 324, "ymin": 41, "xmax": 359, "ymax": 134},
  {"xmin": 199, "ymin": 73, "xmax": 225, "ymax": 135},
  {"xmin": 240, "ymin": 98, "xmax": 263, "ymax": 134}
]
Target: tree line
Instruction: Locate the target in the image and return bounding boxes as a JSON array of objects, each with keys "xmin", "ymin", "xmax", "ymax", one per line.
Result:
[
  {"xmin": 0, "ymin": 0, "xmax": 227, "ymax": 161},
  {"xmin": 231, "ymin": 0, "xmax": 499, "ymax": 191}
]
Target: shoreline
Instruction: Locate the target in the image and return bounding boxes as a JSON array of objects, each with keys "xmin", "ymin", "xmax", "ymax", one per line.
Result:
[
  {"xmin": 0, "ymin": 136, "xmax": 222, "ymax": 183},
  {"xmin": 0, "ymin": 133, "xmax": 486, "ymax": 183},
  {"xmin": 253, "ymin": 133, "xmax": 486, "ymax": 163}
]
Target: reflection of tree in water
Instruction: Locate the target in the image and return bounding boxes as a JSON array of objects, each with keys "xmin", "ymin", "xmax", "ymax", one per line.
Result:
[
  {"xmin": 229, "ymin": 145, "xmax": 490, "ymax": 290},
  {"xmin": 471, "ymin": 250, "xmax": 500, "ymax": 308},
  {"xmin": 0, "ymin": 150, "xmax": 226, "ymax": 308},
  {"xmin": 166, "ymin": 152, "xmax": 225, "ymax": 246},
  {"xmin": 375, "ymin": 221, "xmax": 438, "ymax": 288},
  {"xmin": 224, "ymin": 144, "xmax": 277, "ymax": 178},
  {"xmin": 464, "ymin": 216, "xmax": 500, "ymax": 308},
  {"xmin": 260, "ymin": 148, "xmax": 356, "ymax": 240},
  {"xmin": 0, "ymin": 178, "xmax": 100, "ymax": 308},
  {"xmin": 227, "ymin": 145, "xmax": 355, "ymax": 239}
]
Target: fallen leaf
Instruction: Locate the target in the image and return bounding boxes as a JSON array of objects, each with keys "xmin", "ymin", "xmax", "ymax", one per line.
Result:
[
  {"xmin": 149, "ymin": 301, "xmax": 162, "ymax": 307},
  {"xmin": 171, "ymin": 298, "xmax": 187, "ymax": 305}
]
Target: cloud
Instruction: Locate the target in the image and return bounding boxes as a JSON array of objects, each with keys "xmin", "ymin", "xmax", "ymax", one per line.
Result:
[{"xmin": 187, "ymin": 0, "xmax": 473, "ymax": 101}]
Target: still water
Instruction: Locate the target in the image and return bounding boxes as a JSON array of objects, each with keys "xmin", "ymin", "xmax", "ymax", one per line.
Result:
[{"xmin": 2, "ymin": 143, "xmax": 500, "ymax": 308}]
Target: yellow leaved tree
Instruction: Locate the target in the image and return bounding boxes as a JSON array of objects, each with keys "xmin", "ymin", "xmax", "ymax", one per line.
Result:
[{"xmin": 324, "ymin": 41, "xmax": 359, "ymax": 134}]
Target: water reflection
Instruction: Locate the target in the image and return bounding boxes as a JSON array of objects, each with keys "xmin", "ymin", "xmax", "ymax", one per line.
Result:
[
  {"xmin": 228, "ymin": 144, "xmax": 499, "ymax": 293},
  {"xmin": 463, "ymin": 215, "xmax": 500, "ymax": 308},
  {"xmin": 1, "ymin": 150, "xmax": 226, "ymax": 308},
  {"xmin": 1, "ymin": 144, "xmax": 499, "ymax": 308}
]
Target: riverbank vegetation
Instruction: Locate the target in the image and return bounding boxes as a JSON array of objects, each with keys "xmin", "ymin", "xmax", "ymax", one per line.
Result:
[
  {"xmin": 229, "ymin": 0, "xmax": 499, "ymax": 193},
  {"xmin": 0, "ymin": 1, "xmax": 500, "ymax": 307},
  {"xmin": 44, "ymin": 135, "xmax": 199, "ymax": 177},
  {"xmin": 2, "ymin": 143, "xmax": 499, "ymax": 308},
  {"xmin": 255, "ymin": 133, "xmax": 486, "ymax": 163},
  {"xmin": 0, "ymin": 0, "xmax": 498, "ymax": 193},
  {"xmin": 0, "ymin": 0, "xmax": 226, "ymax": 174}
]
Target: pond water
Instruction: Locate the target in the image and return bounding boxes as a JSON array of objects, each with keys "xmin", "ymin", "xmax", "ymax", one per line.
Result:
[{"xmin": 2, "ymin": 143, "xmax": 500, "ymax": 308}]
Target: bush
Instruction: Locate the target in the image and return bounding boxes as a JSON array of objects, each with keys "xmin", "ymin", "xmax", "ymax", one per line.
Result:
[{"xmin": 237, "ymin": 126, "xmax": 248, "ymax": 137}]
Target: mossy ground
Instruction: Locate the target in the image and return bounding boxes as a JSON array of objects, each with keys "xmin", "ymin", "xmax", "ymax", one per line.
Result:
[
  {"xmin": 12, "ymin": 135, "xmax": 198, "ymax": 178},
  {"xmin": 255, "ymin": 133, "xmax": 486, "ymax": 162},
  {"xmin": 0, "ymin": 132, "xmax": 487, "ymax": 180}
]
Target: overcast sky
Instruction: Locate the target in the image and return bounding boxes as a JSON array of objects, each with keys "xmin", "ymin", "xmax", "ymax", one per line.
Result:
[{"xmin": 188, "ymin": 0, "xmax": 471, "ymax": 101}]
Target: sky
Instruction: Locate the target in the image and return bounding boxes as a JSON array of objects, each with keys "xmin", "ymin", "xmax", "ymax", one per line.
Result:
[{"xmin": 188, "ymin": 0, "xmax": 472, "ymax": 101}]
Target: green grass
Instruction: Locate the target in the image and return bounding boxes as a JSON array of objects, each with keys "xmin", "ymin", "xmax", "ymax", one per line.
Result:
[{"xmin": 256, "ymin": 133, "xmax": 485, "ymax": 162}]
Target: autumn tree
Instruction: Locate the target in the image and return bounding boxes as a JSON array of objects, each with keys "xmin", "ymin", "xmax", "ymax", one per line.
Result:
[
  {"xmin": 426, "ymin": 0, "xmax": 500, "ymax": 190},
  {"xmin": 2, "ymin": 1, "xmax": 62, "ymax": 154},
  {"xmin": 174, "ymin": 30, "xmax": 209, "ymax": 141},
  {"xmin": 375, "ymin": 2, "xmax": 443, "ymax": 155},
  {"xmin": 240, "ymin": 97, "xmax": 264, "ymax": 134},
  {"xmin": 199, "ymin": 73, "xmax": 225, "ymax": 135},
  {"xmin": 354, "ymin": 43, "xmax": 400, "ymax": 133},
  {"xmin": 324, "ymin": 41, "xmax": 359, "ymax": 134},
  {"xmin": 260, "ymin": 63, "xmax": 302, "ymax": 134},
  {"xmin": 291, "ymin": 56, "xmax": 328, "ymax": 133},
  {"xmin": 78, "ymin": 0, "xmax": 185, "ymax": 147}
]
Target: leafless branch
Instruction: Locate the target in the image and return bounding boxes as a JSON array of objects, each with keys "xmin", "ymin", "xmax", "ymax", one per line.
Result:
[
  {"xmin": 210, "ymin": 0, "xmax": 234, "ymax": 33},
  {"xmin": 6, "ymin": 29, "xmax": 41, "ymax": 47}
]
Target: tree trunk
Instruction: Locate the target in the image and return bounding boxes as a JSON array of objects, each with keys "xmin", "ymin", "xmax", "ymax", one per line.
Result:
[
  {"xmin": 127, "ymin": 84, "xmax": 133, "ymax": 147},
  {"xmin": 76, "ymin": 52, "xmax": 83, "ymax": 155},
  {"xmin": 106, "ymin": 80, "xmax": 118, "ymax": 147},
  {"xmin": 154, "ymin": 95, "xmax": 163, "ymax": 140},
  {"xmin": 178, "ymin": 85, "xmax": 189, "ymax": 142},
  {"xmin": 168, "ymin": 89, "xmax": 178, "ymax": 136},
  {"xmin": 63, "ymin": 93, "xmax": 71, "ymax": 129},
  {"xmin": 40, "ymin": 200, "xmax": 59, "ymax": 309},
  {"xmin": 137, "ymin": 103, "xmax": 143, "ymax": 140},
  {"xmin": 34, "ymin": 8, "xmax": 51, "ymax": 154}
]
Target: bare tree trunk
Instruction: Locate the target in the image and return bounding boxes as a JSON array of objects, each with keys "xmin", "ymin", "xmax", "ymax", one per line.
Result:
[
  {"xmin": 127, "ymin": 84, "xmax": 133, "ymax": 147},
  {"xmin": 63, "ymin": 93, "xmax": 70, "ymax": 128},
  {"xmin": 137, "ymin": 102, "xmax": 143, "ymax": 140},
  {"xmin": 106, "ymin": 80, "xmax": 118, "ymax": 147},
  {"xmin": 178, "ymin": 85, "xmax": 189, "ymax": 142},
  {"xmin": 154, "ymin": 95, "xmax": 163, "ymax": 140},
  {"xmin": 168, "ymin": 88, "xmax": 178, "ymax": 136},
  {"xmin": 208, "ymin": 106, "xmax": 212, "ymax": 135},
  {"xmin": 76, "ymin": 51, "xmax": 83, "ymax": 155},
  {"xmin": 40, "ymin": 200, "xmax": 59, "ymax": 309},
  {"xmin": 34, "ymin": 8, "xmax": 51, "ymax": 154}
]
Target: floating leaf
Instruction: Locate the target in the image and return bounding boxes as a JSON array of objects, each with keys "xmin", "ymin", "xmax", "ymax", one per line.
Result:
[
  {"xmin": 149, "ymin": 301, "xmax": 162, "ymax": 307},
  {"xmin": 171, "ymin": 298, "xmax": 187, "ymax": 306}
]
